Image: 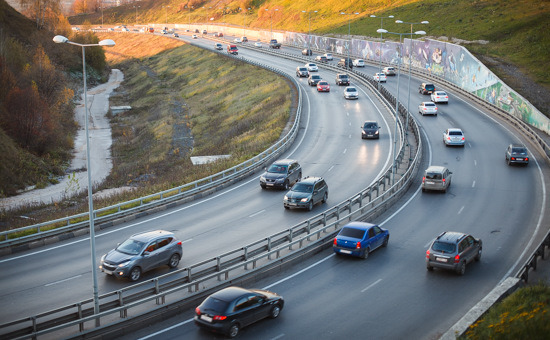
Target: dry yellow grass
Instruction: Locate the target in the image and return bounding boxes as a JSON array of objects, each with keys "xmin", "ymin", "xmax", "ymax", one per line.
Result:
[{"xmin": 96, "ymin": 33, "xmax": 185, "ymax": 63}]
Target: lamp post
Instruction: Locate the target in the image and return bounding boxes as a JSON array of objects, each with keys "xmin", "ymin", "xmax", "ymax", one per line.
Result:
[
  {"xmin": 101, "ymin": 1, "xmax": 104, "ymax": 26},
  {"xmin": 163, "ymin": 5, "xmax": 171, "ymax": 26},
  {"xmin": 377, "ymin": 28, "xmax": 425, "ymax": 184},
  {"xmin": 186, "ymin": 5, "xmax": 193, "ymax": 30},
  {"xmin": 240, "ymin": 7, "xmax": 251, "ymax": 37},
  {"xmin": 340, "ymin": 12, "xmax": 359, "ymax": 73},
  {"xmin": 266, "ymin": 8, "xmax": 279, "ymax": 39},
  {"xmin": 396, "ymin": 19, "xmax": 429, "ymax": 141},
  {"xmin": 52, "ymin": 34, "xmax": 115, "ymax": 325},
  {"xmin": 133, "ymin": 5, "xmax": 139, "ymax": 25},
  {"xmin": 302, "ymin": 10, "xmax": 317, "ymax": 51},
  {"xmin": 370, "ymin": 14, "xmax": 394, "ymax": 89}
]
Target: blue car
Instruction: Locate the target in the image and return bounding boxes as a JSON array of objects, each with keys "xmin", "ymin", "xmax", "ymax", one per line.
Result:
[{"xmin": 333, "ymin": 222, "xmax": 389, "ymax": 259}]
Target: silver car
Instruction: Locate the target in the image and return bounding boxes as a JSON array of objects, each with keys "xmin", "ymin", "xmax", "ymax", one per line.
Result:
[
  {"xmin": 426, "ymin": 231, "xmax": 482, "ymax": 275},
  {"xmin": 99, "ymin": 230, "xmax": 183, "ymax": 281},
  {"xmin": 421, "ymin": 166, "xmax": 452, "ymax": 193},
  {"xmin": 419, "ymin": 102, "xmax": 438, "ymax": 116},
  {"xmin": 505, "ymin": 143, "xmax": 529, "ymax": 165},
  {"xmin": 343, "ymin": 86, "xmax": 359, "ymax": 100},
  {"xmin": 443, "ymin": 128, "xmax": 465, "ymax": 147}
]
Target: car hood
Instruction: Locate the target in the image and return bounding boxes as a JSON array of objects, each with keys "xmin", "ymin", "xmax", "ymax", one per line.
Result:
[
  {"xmin": 103, "ymin": 249, "xmax": 136, "ymax": 264},
  {"xmin": 285, "ymin": 190, "xmax": 311, "ymax": 200},
  {"xmin": 263, "ymin": 172, "xmax": 287, "ymax": 181}
]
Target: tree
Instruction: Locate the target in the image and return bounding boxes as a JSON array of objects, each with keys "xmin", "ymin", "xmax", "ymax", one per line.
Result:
[{"xmin": 19, "ymin": 0, "xmax": 62, "ymax": 29}]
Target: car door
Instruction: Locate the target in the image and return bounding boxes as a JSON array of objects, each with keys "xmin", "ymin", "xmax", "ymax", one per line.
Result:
[
  {"xmin": 232, "ymin": 294, "xmax": 263, "ymax": 327},
  {"xmin": 371, "ymin": 226, "xmax": 385, "ymax": 249},
  {"xmin": 141, "ymin": 241, "xmax": 159, "ymax": 272},
  {"xmin": 155, "ymin": 237, "xmax": 173, "ymax": 266}
]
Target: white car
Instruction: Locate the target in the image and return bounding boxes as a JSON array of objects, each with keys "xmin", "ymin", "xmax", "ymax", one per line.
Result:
[
  {"xmin": 254, "ymin": 41, "xmax": 262, "ymax": 47},
  {"xmin": 234, "ymin": 38, "xmax": 242, "ymax": 43},
  {"xmin": 353, "ymin": 59, "xmax": 365, "ymax": 67},
  {"xmin": 383, "ymin": 67, "xmax": 396, "ymax": 76},
  {"xmin": 343, "ymin": 86, "xmax": 359, "ymax": 100},
  {"xmin": 324, "ymin": 53, "xmax": 333, "ymax": 61},
  {"xmin": 419, "ymin": 102, "xmax": 438, "ymax": 116},
  {"xmin": 192, "ymin": 34, "xmax": 198, "ymax": 39},
  {"xmin": 443, "ymin": 128, "xmax": 465, "ymax": 146},
  {"xmin": 214, "ymin": 43, "xmax": 223, "ymax": 50},
  {"xmin": 431, "ymin": 91, "xmax": 449, "ymax": 104},
  {"xmin": 305, "ymin": 63, "xmax": 318, "ymax": 72},
  {"xmin": 374, "ymin": 73, "xmax": 387, "ymax": 82}
]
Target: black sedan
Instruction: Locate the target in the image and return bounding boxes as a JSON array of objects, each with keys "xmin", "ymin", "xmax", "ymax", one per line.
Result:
[{"xmin": 194, "ymin": 286, "xmax": 284, "ymax": 338}]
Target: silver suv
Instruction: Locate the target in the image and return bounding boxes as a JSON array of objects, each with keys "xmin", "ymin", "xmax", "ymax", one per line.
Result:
[
  {"xmin": 99, "ymin": 230, "xmax": 183, "ymax": 281},
  {"xmin": 426, "ymin": 231, "xmax": 482, "ymax": 275},
  {"xmin": 421, "ymin": 166, "xmax": 452, "ymax": 193},
  {"xmin": 260, "ymin": 159, "xmax": 302, "ymax": 190},
  {"xmin": 283, "ymin": 176, "xmax": 328, "ymax": 211}
]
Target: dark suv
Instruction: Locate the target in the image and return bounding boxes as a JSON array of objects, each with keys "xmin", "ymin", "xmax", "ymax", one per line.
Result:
[
  {"xmin": 426, "ymin": 231, "xmax": 482, "ymax": 275},
  {"xmin": 335, "ymin": 73, "xmax": 350, "ymax": 86},
  {"xmin": 338, "ymin": 58, "xmax": 353, "ymax": 69},
  {"xmin": 283, "ymin": 176, "xmax": 328, "ymax": 211},
  {"xmin": 260, "ymin": 159, "xmax": 302, "ymax": 189},
  {"xmin": 419, "ymin": 83, "xmax": 436, "ymax": 94}
]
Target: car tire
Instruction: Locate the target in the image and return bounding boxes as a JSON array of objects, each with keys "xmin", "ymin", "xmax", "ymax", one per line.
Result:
[
  {"xmin": 284, "ymin": 205, "xmax": 290, "ymax": 210},
  {"xmin": 260, "ymin": 184, "xmax": 266, "ymax": 189},
  {"xmin": 228, "ymin": 323, "xmax": 240, "ymax": 338},
  {"xmin": 307, "ymin": 201, "xmax": 313, "ymax": 211},
  {"xmin": 322, "ymin": 192, "xmax": 328, "ymax": 203},
  {"xmin": 382, "ymin": 236, "xmax": 389, "ymax": 247},
  {"xmin": 129, "ymin": 267, "xmax": 141, "ymax": 281},
  {"xmin": 361, "ymin": 247, "xmax": 370, "ymax": 259},
  {"xmin": 168, "ymin": 254, "xmax": 180, "ymax": 268},
  {"xmin": 284, "ymin": 180, "xmax": 290, "ymax": 190},
  {"xmin": 457, "ymin": 261, "xmax": 466, "ymax": 275},
  {"xmin": 475, "ymin": 248, "xmax": 482, "ymax": 261},
  {"xmin": 298, "ymin": 172, "xmax": 302, "ymax": 181},
  {"xmin": 427, "ymin": 264, "xmax": 433, "ymax": 271},
  {"xmin": 269, "ymin": 304, "xmax": 281, "ymax": 319}
]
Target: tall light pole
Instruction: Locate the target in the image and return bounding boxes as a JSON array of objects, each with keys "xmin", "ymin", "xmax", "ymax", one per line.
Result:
[
  {"xmin": 52, "ymin": 34, "xmax": 115, "ymax": 325},
  {"xmin": 340, "ymin": 12, "xmax": 359, "ymax": 73},
  {"xmin": 302, "ymin": 10, "xmax": 317, "ymax": 51},
  {"xmin": 163, "ymin": 5, "xmax": 171, "ymax": 26},
  {"xmin": 101, "ymin": 0, "xmax": 104, "ymax": 26},
  {"xmin": 396, "ymin": 19, "xmax": 429, "ymax": 141},
  {"xmin": 377, "ymin": 28, "xmax": 425, "ymax": 184},
  {"xmin": 186, "ymin": 4, "xmax": 193, "ymax": 30},
  {"xmin": 266, "ymin": 8, "xmax": 279, "ymax": 39},
  {"xmin": 240, "ymin": 7, "xmax": 251, "ymax": 37},
  {"xmin": 133, "ymin": 5, "xmax": 139, "ymax": 25},
  {"xmin": 371, "ymin": 14, "xmax": 394, "ymax": 89}
]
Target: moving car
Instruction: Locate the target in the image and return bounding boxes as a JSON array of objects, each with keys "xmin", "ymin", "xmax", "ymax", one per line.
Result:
[
  {"xmin": 353, "ymin": 59, "xmax": 365, "ymax": 67},
  {"xmin": 241, "ymin": 36, "xmax": 248, "ymax": 42},
  {"xmin": 302, "ymin": 48, "xmax": 313, "ymax": 56},
  {"xmin": 192, "ymin": 34, "xmax": 198, "ymax": 39},
  {"xmin": 234, "ymin": 38, "xmax": 242, "ymax": 43},
  {"xmin": 335, "ymin": 73, "xmax": 350, "ymax": 86},
  {"xmin": 296, "ymin": 66, "xmax": 309, "ymax": 77},
  {"xmin": 254, "ymin": 41, "xmax": 262, "ymax": 47},
  {"xmin": 443, "ymin": 128, "xmax": 465, "ymax": 147},
  {"xmin": 431, "ymin": 90, "xmax": 449, "ymax": 103},
  {"xmin": 260, "ymin": 159, "xmax": 302, "ymax": 190},
  {"xmin": 172, "ymin": 33, "xmax": 179, "ymax": 38},
  {"xmin": 283, "ymin": 176, "xmax": 328, "ymax": 211},
  {"xmin": 324, "ymin": 53, "xmax": 333, "ymax": 60},
  {"xmin": 99, "ymin": 230, "xmax": 183, "ymax": 281},
  {"xmin": 315, "ymin": 55, "xmax": 328, "ymax": 63},
  {"xmin": 333, "ymin": 222, "xmax": 389, "ymax": 259},
  {"xmin": 269, "ymin": 39, "xmax": 281, "ymax": 48},
  {"xmin": 418, "ymin": 102, "xmax": 438, "ymax": 116},
  {"xmin": 214, "ymin": 32, "xmax": 223, "ymax": 37},
  {"xmin": 305, "ymin": 63, "xmax": 318, "ymax": 72},
  {"xmin": 361, "ymin": 121, "xmax": 380, "ymax": 139},
  {"xmin": 338, "ymin": 58, "xmax": 353, "ymax": 69},
  {"xmin": 419, "ymin": 82, "xmax": 436, "ymax": 94},
  {"xmin": 426, "ymin": 231, "xmax": 482, "ymax": 275},
  {"xmin": 194, "ymin": 286, "xmax": 284, "ymax": 338},
  {"xmin": 382, "ymin": 66, "xmax": 396, "ymax": 75},
  {"xmin": 422, "ymin": 166, "xmax": 452, "ymax": 193},
  {"xmin": 308, "ymin": 74, "xmax": 322, "ymax": 86},
  {"xmin": 343, "ymin": 86, "xmax": 359, "ymax": 100},
  {"xmin": 202, "ymin": 29, "xmax": 207, "ymax": 34},
  {"xmin": 214, "ymin": 43, "xmax": 223, "ymax": 50},
  {"xmin": 317, "ymin": 81, "xmax": 330, "ymax": 92},
  {"xmin": 505, "ymin": 143, "xmax": 529, "ymax": 165},
  {"xmin": 227, "ymin": 44, "xmax": 238, "ymax": 55},
  {"xmin": 374, "ymin": 73, "xmax": 387, "ymax": 82}
]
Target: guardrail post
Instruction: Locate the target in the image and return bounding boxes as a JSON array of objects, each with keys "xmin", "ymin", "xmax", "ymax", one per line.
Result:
[
  {"xmin": 77, "ymin": 303, "xmax": 84, "ymax": 332},
  {"xmin": 288, "ymin": 229, "xmax": 293, "ymax": 250},
  {"xmin": 187, "ymin": 268, "xmax": 193, "ymax": 291},
  {"xmin": 244, "ymin": 247, "xmax": 249, "ymax": 270},
  {"xmin": 118, "ymin": 291, "xmax": 127, "ymax": 318},
  {"xmin": 267, "ymin": 237, "xmax": 272, "ymax": 260},
  {"xmin": 31, "ymin": 316, "xmax": 37, "ymax": 339},
  {"xmin": 348, "ymin": 199, "xmax": 353, "ymax": 219}
]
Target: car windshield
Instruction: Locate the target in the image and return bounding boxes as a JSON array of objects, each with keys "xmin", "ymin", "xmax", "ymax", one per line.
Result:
[
  {"xmin": 339, "ymin": 75, "xmax": 349, "ymax": 79},
  {"xmin": 364, "ymin": 123, "xmax": 378, "ymax": 129},
  {"xmin": 426, "ymin": 84, "xmax": 435, "ymax": 90},
  {"xmin": 432, "ymin": 241, "xmax": 456, "ymax": 253},
  {"xmin": 319, "ymin": 82, "xmax": 328, "ymax": 85},
  {"xmin": 449, "ymin": 131, "xmax": 463, "ymax": 136},
  {"xmin": 512, "ymin": 147, "xmax": 527, "ymax": 154},
  {"xmin": 339, "ymin": 227, "xmax": 366, "ymax": 239},
  {"xmin": 426, "ymin": 172, "xmax": 443, "ymax": 180},
  {"xmin": 347, "ymin": 88, "xmax": 357, "ymax": 92},
  {"xmin": 292, "ymin": 183, "xmax": 313, "ymax": 193},
  {"xmin": 267, "ymin": 164, "xmax": 288, "ymax": 173},
  {"xmin": 201, "ymin": 296, "xmax": 230, "ymax": 314},
  {"xmin": 312, "ymin": 76, "xmax": 321, "ymax": 80},
  {"xmin": 117, "ymin": 239, "xmax": 145, "ymax": 255},
  {"xmin": 299, "ymin": 68, "xmax": 307, "ymax": 71},
  {"xmin": 425, "ymin": 103, "xmax": 436, "ymax": 107}
]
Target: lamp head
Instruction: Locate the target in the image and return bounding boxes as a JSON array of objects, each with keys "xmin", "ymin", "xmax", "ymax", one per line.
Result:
[
  {"xmin": 377, "ymin": 28, "xmax": 388, "ymax": 34},
  {"xmin": 99, "ymin": 39, "xmax": 115, "ymax": 47},
  {"xmin": 53, "ymin": 35, "xmax": 69, "ymax": 44}
]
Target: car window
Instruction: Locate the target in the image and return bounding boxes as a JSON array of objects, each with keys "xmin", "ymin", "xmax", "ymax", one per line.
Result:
[
  {"xmin": 373, "ymin": 226, "xmax": 382, "ymax": 235},
  {"xmin": 339, "ymin": 227, "xmax": 366, "ymax": 239},
  {"xmin": 458, "ymin": 240, "xmax": 468, "ymax": 253},
  {"xmin": 425, "ymin": 103, "xmax": 436, "ymax": 107},
  {"xmin": 292, "ymin": 183, "xmax": 313, "ymax": 193},
  {"xmin": 426, "ymin": 172, "xmax": 442, "ymax": 180},
  {"xmin": 117, "ymin": 239, "xmax": 145, "ymax": 255},
  {"xmin": 368, "ymin": 228, "xmax": 375, "ymax": 238},
  {"xmin": 466, "ymin": 236, "xmax": 474, "ymax": 246},
  {"xmin": 268, "ymin": 164, "xmax": 287, "ymax": 173},
  {"xmin": 157, "ymin": 237, "xmax": 172, "ymax": 249},
  {"xmin": 512, "ymin": 147, "xmax": 527, "ymax": 154},
  {"xmin": 202, "ymin": 296, "xmax": 230, "ymax": 314},
  {"xmin": 145, "ymin": 242, "xmax": 157, "ymax": 253},
  {"xmin": 432, "ymin": 241, "xmax": 456, "ymax": 253},
  {"xmin": 449, "ymin": 131, "xmax": 462, "ymax": 136}
]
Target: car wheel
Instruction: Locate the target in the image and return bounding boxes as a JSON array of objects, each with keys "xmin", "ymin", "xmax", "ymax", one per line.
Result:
[
  {"xmin": 260, "ymin": 184, "xmax": 266, "ymax": 189},
  {"xmin": 168, "ymin": 254, "xmax": 180, "ymax": 268},
  {"xmin": 269, "ymin": 304, "xmax": 281, "ymax": 319},
  {"xmin": 284, "ymin": 205, "xmax": 290, "ymax": 210},
  {"xmin": 129, "ymin": 267, "xmax": 141, "ymax": 282},
  {"xmin": 228, "ymin": 323, "xmax": 240, "ymax": 338},
  {"xmin": 298, "ymin": 172, "xmax": 302, "ymax": 181},
  {"xmin": 382, "ymin": 236, "xmax": 389, "ymax": 247},
  {"xmin": 307, "ymin": 201, "xmax": 313, "ymax": 211},
  {"xmin": 284, "ymin": 179, "xmax": 290, "ymax": 190},
  {"xmin": 361, "ymin": 247, "xmax": 370, "ymax": 259},
  {"xmin": 322, "ymin": 192, "xmax": 328, "ymax": 203},
  {"xmin": 427, "ymin": 264, "xmax": 433, "ymax": 271},
  {"xmin": 457, "ymin": 261, "xmax": 466, "ymax": 275},
  {"xmin": 475, "ymin": 247, "xmax": 482, "ymax": 261}
]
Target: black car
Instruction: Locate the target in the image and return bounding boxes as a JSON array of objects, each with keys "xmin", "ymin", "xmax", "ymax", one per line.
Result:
[
  {"xmin": 260, "ymin": 159, "xmax": 302, "ymax": 189},
  {"xmin": 426, "ymin": 231, "xmax": 482, "ymax": 275},
  {"xmin": 194, "ymin": 286, "xmax": 284, "ymax": 338},
  {"xmin": 505, "ymin": 143, "xmax": 529, "ymax": 165},
  {"xmin": 302, "ymin": 48, "xmax": 312, "ymax": 56},
  {"xmin": 308, "ymin": 74, "xmax": 322, "ymax": 86},
  {"xmin": 335, "ymin": 73, "xmax": 350, "ymax": 86},
  {"xmin": 361, "ymin": 121, "xmax": 380, "ymax": 139}
]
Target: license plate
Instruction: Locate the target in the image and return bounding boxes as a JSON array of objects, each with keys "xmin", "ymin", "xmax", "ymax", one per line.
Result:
[
  {"xmin": 288, "ymin": 203, "xmax": 297, "ymax": 206},
  {"xmin": 104, "ymin": 269, "xmax": 113, "ymax": 275},
  {"xmin": 201, "ymin": 315, "xmax": 213, "ymax": 323},
  {"xmin": 267, "ymin": 183, "xmax": 273, "ymax": 186},
  {"xmin": 426, "ymin": 181, "xmax": 434, "ymax": 185},
  {"xmin": 436, "ymin": 257, "xmax": 447, "ymax": 263},
  {"xmin": 516, "ymin": 158, "xmax": 523, "ymax": 161},
  {"xmin": 340, "ymin": 250, "xmax": 351, "ymax": 254}
]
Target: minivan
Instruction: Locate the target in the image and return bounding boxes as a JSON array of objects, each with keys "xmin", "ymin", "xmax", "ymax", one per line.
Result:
[{"xmin": 422, "ymin": 166, "xmax": 452, "ymax": 192}]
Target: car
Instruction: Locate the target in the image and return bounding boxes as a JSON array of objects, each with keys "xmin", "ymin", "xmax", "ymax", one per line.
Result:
[
  {"xmin": 260, "ymin": 159, "xmax": 302, "ymax": 189},
  {"xmin": 302, "ymin": 48, "xmax": 313, "ymax": 56},
  {"xmin": 374, "ymin": 73, "xmax": 387, "ymax": 82},
  {"xmin": 361, "ymin": 121, "xmax": 380, "ymax": 139},
  {"xmin": 443, "ymin": 128, "xmax": 465, "ymax": 147},
  {"xmin": 122, "ymin": 27, "xmax": 130, "ymax": 32},
  {"xmin": 317, "ymin": 80, "xmax": 330, "ymax": 92},
  {"xmin": 419, "ymin": 83, "xmax": 436, "ymax": 94},
  {"xmin": 333, "ymin": 222, "xmax": 389, "ymax": 259},
  {"xmin": 308, "ymin": 74, "xmax": 322, "ymax": 86},
  {"xmin": 382, "ymin": 66, "xmax": 396, "ymax": 75},
  {"xmin": 338, "ymin": 58, "xmax": 353, "ymax": 69},
  {"xmin": 283, "ymin": 176, "xmax": 328, "ymax": 211},
  {"xmin": 227, "ymin": 45, "xmax": 238, "ymax": 55},
  {"xmin": 315, "ymin": 55, "xmax": 328, "ymax": 63},
  {"xmin": 353, "ymin": 59, "xmax": 365, "ymax": 67},
  {"xmin": 426, "ymin": 231, "xmax": 482, "ymax": 275},
  {"xmin": 422, "ymin": 165, "xmax": 452, "ymax": 192},
  {"xmin": 99, "ymin": 230, "xmax": 183, "ymax": 281},
  {"xmin": 108, "ymin": 28, "xmax": 114, "ymax": 32},
  {"xmin": 214, "ymin": 43, "xmax": 223, "ymax": 50},
  {"xmin": 202, "ymin": 29, "xmax": 207, "ymax": 34},
  {"xmin": 343, "ymin": 86, "xmax": 359, "ymax": 100},
  {"xmin": 324, "ymin": 53, "xmax": 333, "ymax": 60},
  {"xmin": 161, "ymin": 29, "xmax": 168, "ymax": 34},
  {"xmin": 172, "ymin": 33, "xmax": 179, "ymax": 38},
  {"xmin": 234, "ymin": 38, "xmax": 242, "ymax": 43},
  {"xmin": 194, "ymin": 29, "xmax": 200, "ymax": 33},
  {"xmin": 241, "ymin": 36, "xmax": 248, "ymax": 42},
  {"xmin": 254, "ymin": 41, "xmax": 262, "ymax": 47},
  {"xmin": 505, "ymin": 143, "xmax": 530, "ymax": 165},
  {"xmin": 296, "ymin": 66, "xmax": 309, "ymax": 77},
  {"xmin": 431, "ymin": 90, "xmax": 449, "ymax": 103},
  {"xmin": 192, "ymin": 34, "xmax": 198, "ymax": 39},
  {"xmin": 214, "ymin": 32, "xmax": 223, "ymax": 37},
  {"xmin": 305, "ymin": 62, "xmax": 318, "ymax": 72},
  {"xmin": 418, "ymin": 102, "xmax": 438, "ymax": 116},
  {"xmin": 335, "ymin": 73, "xmax": 350, "ymax": 86}
]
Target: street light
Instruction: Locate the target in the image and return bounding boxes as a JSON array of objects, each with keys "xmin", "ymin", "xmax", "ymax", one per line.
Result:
[
  {"xmin": 133, "ymin": 5, "xmax": 140, "ymax": 25},
  {"xmin": 376, "ymin": 28, "xmax": 425, "ymax": 184},
  {"xmin": 266, "ymin": 8, "xmax": 279, "ymax": 39},
  {"xmin": 240, "ymin": 7, "xmax": 251, "ymax": 37},
  {"xmin": 52, "ymin": 34, "xmax": 115, "ymax": 325},
  {"xmin": 340, "ymin": 12, "xmax": 360, "ymax": 73},
  {"xmin": 302, "ymin": 10, "xmax": 317, "ymax": 51},
  {"xmin": 370, "ymin": 14, "xmax": 394, "ymax": 89},
  {"xmin": 163, "ymin": 5, "xmax": 171, "ymax": 26}
]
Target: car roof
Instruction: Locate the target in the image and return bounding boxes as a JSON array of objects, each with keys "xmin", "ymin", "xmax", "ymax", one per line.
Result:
[
  {"xmin": 447, "ymin": 128, "xmax": 463, "ymax": 133},
  {"xmin": 272, "ymin": 159, "xmax": 297, "ymax": 165},
  {"xmin": 131, "ymin": 230, "xmax": 174, "ymax": 242},
  {"xmin": 342, "ymin": 221, "xmax": 378, "ymax": 230},
  {"xmin": 209, "ymin": 286, "xmax": 252, "ymax": 301},
  {"xmin": 510, "ymin": 143, "xmax": 526, "ymax": 148},
  {"xmin": 299, "ymin": 176, "xmax": 323, "ymax": 184},
  {"xmin": 436, "ymin": 231, "xmax": 467, "ymax": 244},
  {"xmin": 425, "ymin": 165, "xmax": 447, "ymax": 173}
]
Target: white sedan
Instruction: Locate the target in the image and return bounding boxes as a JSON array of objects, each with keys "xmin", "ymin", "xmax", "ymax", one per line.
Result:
[
  {"xmin": 353, "ymin": 59, "xmax": 365, "ymax": 67},
  {"xmin": 431, "ymin": 91, "xmax": 449, "ymax": 103},
  {"xmin": 234, "ymin": 38, "xmax": 242, "ymax": 43},
  {"xmin": 343, "ymin": 86, "xmax": 359, "ymax": 100},
  {"xmin": 443, "ymin": 128, "xmax": 465, "ymax": 146},
  {"xmin": 373, "ymin": 73, "xmax": 387, "ymax": 82},
  {"xmin": 418, "ymin": 102, "xmax": 438, "ymax": 116},
  {"xmin": 192, "ymin": 34, "xmax": 198, "ymax": 39},
  {"xmin": 254, "ymin": 41, "xmax": 262, "ymax": 48},
  {"xmin": 324, "ymin": 53, "xmax": 334, "ymax": 61},
  {"xmin": 305, "ymin": 63, "xmax": 319, "ymax": 72}
]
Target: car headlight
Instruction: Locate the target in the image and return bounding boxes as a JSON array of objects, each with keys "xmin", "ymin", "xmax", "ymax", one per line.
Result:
[
  {"xmin": 118, "ymin": 260, "xmax": 131, "ymax": 268},
  {"xmin": 375, "ymin": 131, "xmax": 379, "ymax": 135},
  {"xmin": 260, "ymin": 176, "xmax": 265, "ymax": 182},
  {"xmin": 300, "ymin": 197, "xmax": 310, "ymax": 202},
  {"xmin": 283, "ymin": 195, "xmax": 289, "ymax": 201}
]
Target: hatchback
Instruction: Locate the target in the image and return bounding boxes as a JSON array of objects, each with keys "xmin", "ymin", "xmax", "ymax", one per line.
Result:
[
  {"xmin": 353, "ymin": 59, "xmax": 365, "ymax": 67},
  {"xmin": 260, "ymin": 159, "xmax": 302, "ymax": 189},
  {"xmin": 419, "ymin": 83, "xmax": 436, "ymax": 94},
  {"xmin": 419, "ymin": 102, "xmax": 438, "ymax": 116},
  {"xmin": 324, "ymin": 53, "xmax": 333, "ymax": 60},
  {"xmin": 422, "ymin": 166, "xmax": 452, "ymax": 192},
  {"xmin": 374, "ymin": 73, "xmax": 387, "ymax": 82},
  {"xmin": 214, "ymin": 43, "xmax": 223, "ymax": 50},
  {"xmin": 296, "ymin": 66, "xmax": 309, "ymax": 77},
  {"xmin": 99, "ymin": 230, "xmax": 183, "ymax": 281},
  {"xmin": 382, "ymin": 67, "xmax": 396, "ymax": 75},
  {"xmin": 333, "ymin": 222, "xmax": 389, "ymax": 259},
  {"xmin": 443, "ymin": 128, "xmax": 465, "ymax": 147},
  {"xmin": 315, "ymin": 55, "xmax": 328, "ymax": 63},
  {"xmin": 305, "ymin": 63, "xmax": 318, "ymax": 72},
  {"xmin": 308, "ymin": 74, "xmax": 322, "ymax": 86},
  {"xmin": 317, "ymin": 81, "xmax": 330, "ymax": 92},
  {"xmin": 283, "ymin": 176, "xmax": 328, "ymax": 211},
  {"xmin": 426, "ymin": 231, "xmax": 482, "ymax": 275},
  {"xmin": 194, "ymin": 286, "xmax": 284, "ymax": 338},
  {"xmin": 302, "ymin": 48, "xmax": 313, "ymax": 56},
  {"xmin": 431, "ymin": 91, "xmax": 449, "ymax": 103},
  {"xmin": 344, "ymin": 86, "xmax": 359, "ymax": 100},
  {"xmin": 361, "ymin": 121, "xmax": 380, "ymax": 139}
]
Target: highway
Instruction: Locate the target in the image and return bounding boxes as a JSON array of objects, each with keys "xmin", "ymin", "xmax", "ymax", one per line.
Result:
[{"xmin": 1, "ymin": 29, "xmax": 548, "ymax": 339}]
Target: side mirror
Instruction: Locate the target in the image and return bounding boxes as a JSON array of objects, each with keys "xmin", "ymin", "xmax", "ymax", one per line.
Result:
[{"xmin": 142, "ymin": 251, "xmax": 150, "ymax": 256}]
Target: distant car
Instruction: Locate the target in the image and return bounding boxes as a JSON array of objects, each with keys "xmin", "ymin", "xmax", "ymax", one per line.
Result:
[
  {"xmin": 353, "ymin": 59, "xmax": 365, "ymax": 67},
  {"xmin": 317, "ymin": 81, "xmax": 330, "ymax": 92},
  {"xmin": 305, "ymin": 63, "xmax": 318, "ymax": 72},
  {"xmin": 443, "ymin": 128, "xmax": 465, "ymax": 147},
  {"xmin": 344, "ymin": 86, "xmax": 359, "ymax": 100},
  {"xmin": 214, "ymin": 43, "xmax": 223, "ymax": 50},
  {"xmin": 234, "ymin": 38, "xmax": 242, "ymax": 43},
  {"xmin": 374, "ymin": 73, "xmax": 387, "ymax": 82},
  {"xmin": 202, "ymin": 29, "xmax": 207, "ymax": 34},
  {"xmin": 283, "ymin": 176, "xmax": 328, "ymax": 211},
  {"xmin": 338, "ymin": 58, "xmax": 353, "ymax": 69},
  {"xmin": 426, "ymin": 231, "xmax": 482, "ymax": 275},
  {"xmin": 214, "ymin": 32, "xmax": 223, "ymax": 37},
  {"xmin": 254, "ymin": 41, "xmax": 262, "ymax": 47},
  {"xmin": 260, "ymin": 159, "xmax": 302, "ymax": 190},
  {"xmin": 108, "ymin": 28, "xmax": 114, "ymax": 32},
  {"xmin": 192, "ymin": 34, "xmax": 198, "ymax": 39},
  {"xmin": 505, "ymin": 144, "xmax": 529, "ymax": 165},
  {"xmin": 361, "ymin": 121, "xmax": 380, "ymax": 139},
  {"xmin": 172, "ymin": 33, "xmax": 179, "ymax": 37},
  {"xmin": 333, "ymin": 222, "xmax": 389, "ymax": 259},
  {"xmin": 324, "ymin": 53, "xmax": 333, "ymax": 60},
  {"xmin": 122, "ymin": 27, "xmax": 130, "ymax": 32},
  {"xmin": 422, "ymin": 165, "xmax": 452, "ymax": 193},
  {"xmin": 194, "ymin": 286, "xmax": 284, "ymax": 338},
  {"xmin": 99, "ymin": 230, "xmax": 183, "ymax": 281},
  {"xmin": 335, "ymin": 73, "xmax": 350, "ymax": 86},
  {"xmin": 431, "ymin": 91, "xmax": 449, "ymax": 103},
  {"xmin": 241, "ymin": 36, "xmax": 248, "ymax": 42},
  {"xmin": 302, "ymin": 48, "xmax": 313, "ymax": 56},
  {"xmin": 382, "ymin": 67, "xmax": 396, "ymax": 75},
  {"xmin": 296, "ymin": 66, "xmax": 309, "ymax": 78},
  {"xmin": 315, "ymin": 55, "xmax": 328, "ymax": 63},
  {"xmin": 419, "ymin": 102, "xmax": 438, "ymax": 116},
  {"xmin": 419, "ymin": 83, "xmax": 436, "ymax": 94},
  {"xmin": 308, "ymin": 74, "xmax": 322, "ymax": 86}
]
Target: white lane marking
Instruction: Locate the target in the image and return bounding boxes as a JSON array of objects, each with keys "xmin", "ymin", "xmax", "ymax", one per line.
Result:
[
  {"xmin": 45, "ymin": 275, "xmax": 82, "ymax": 287},
  {"xmin": 271, "ymin": 334, "xmax": 285, "ymax": 340},
  {"xmin": 349, "ymin": 134, "xmax": 352, "ymax": 139},
  {"xmin": 138, "ymin": 318, "xmax": 194, "ymax": 340},
  {"xmin": 361, "ymin": 278, "xmax": 382, "ymax": 293},
  {"xmin": 343, "ymin": 148, "xmax": 347, "ymax": 154},
  {"xmin": 249, "ymin": 210, "xmax": 266, "ymax": 218},
  {"xmin": 327, "ymin": 165, "xmax": 335, "ymax": 172},
  {"xmin": 263, "ymin": 254, "xmax": 336, "ymax": 290},
  {"xmin": 472, "ymin": 181, "xmax": 476, "ymax": 188},
  {"xmin": 474, "ymin": 160, "xmax": 477, "ymax": 166},
  {"xmin": 458, "ymin": 206, "xmax": 465, "ymax": 215}
]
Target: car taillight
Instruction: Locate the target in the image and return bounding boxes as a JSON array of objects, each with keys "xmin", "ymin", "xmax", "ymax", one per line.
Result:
[
  {"xmin": 356, "ymin": 242, "xmax": 361, "ymax": 249},
  {"xmin": 422, "ymin": 176, "xmax": 425, "ymax": 183},
  {"xmin": 195, "ymin": 307, "xmax": 201, "ymax": 315},
  {"xmin": 447, "ymin": 136, "xmax": 451, "ymax": 141},
  {"xmin": 461, "ymin": 137, "xmax": 465, "ymax": 141},
  {"xmin": 333, "ymin": 238, "xmax": 337, "ymax": 245},
  {"xmin": 454, "ymin": 254, "xmax": 460, "ymax": 263},
  {"xmin": 435, "ymin": 107, "xmax": 438, "ymax": 111},
  {"xmin": 213, "ymin": 315, "xmax": 227, "ymax": 321},
  {"xmin": 511, "ymin": 157, "xmax": 516, "ymax": 160},
  {"xmin": 177, "ymin": 241, "xmax": 182, "ymax": 245},
  {"xmin": 525, "ymin": 157, "xmax": 529, "ymax": 161},
  {"xmin": 426, "ymin": 249, "xmax": 430, "ymax": 258},
  {"xmin": 442, "ymin": 178, "xmax": 446, "ymax": 183}
]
